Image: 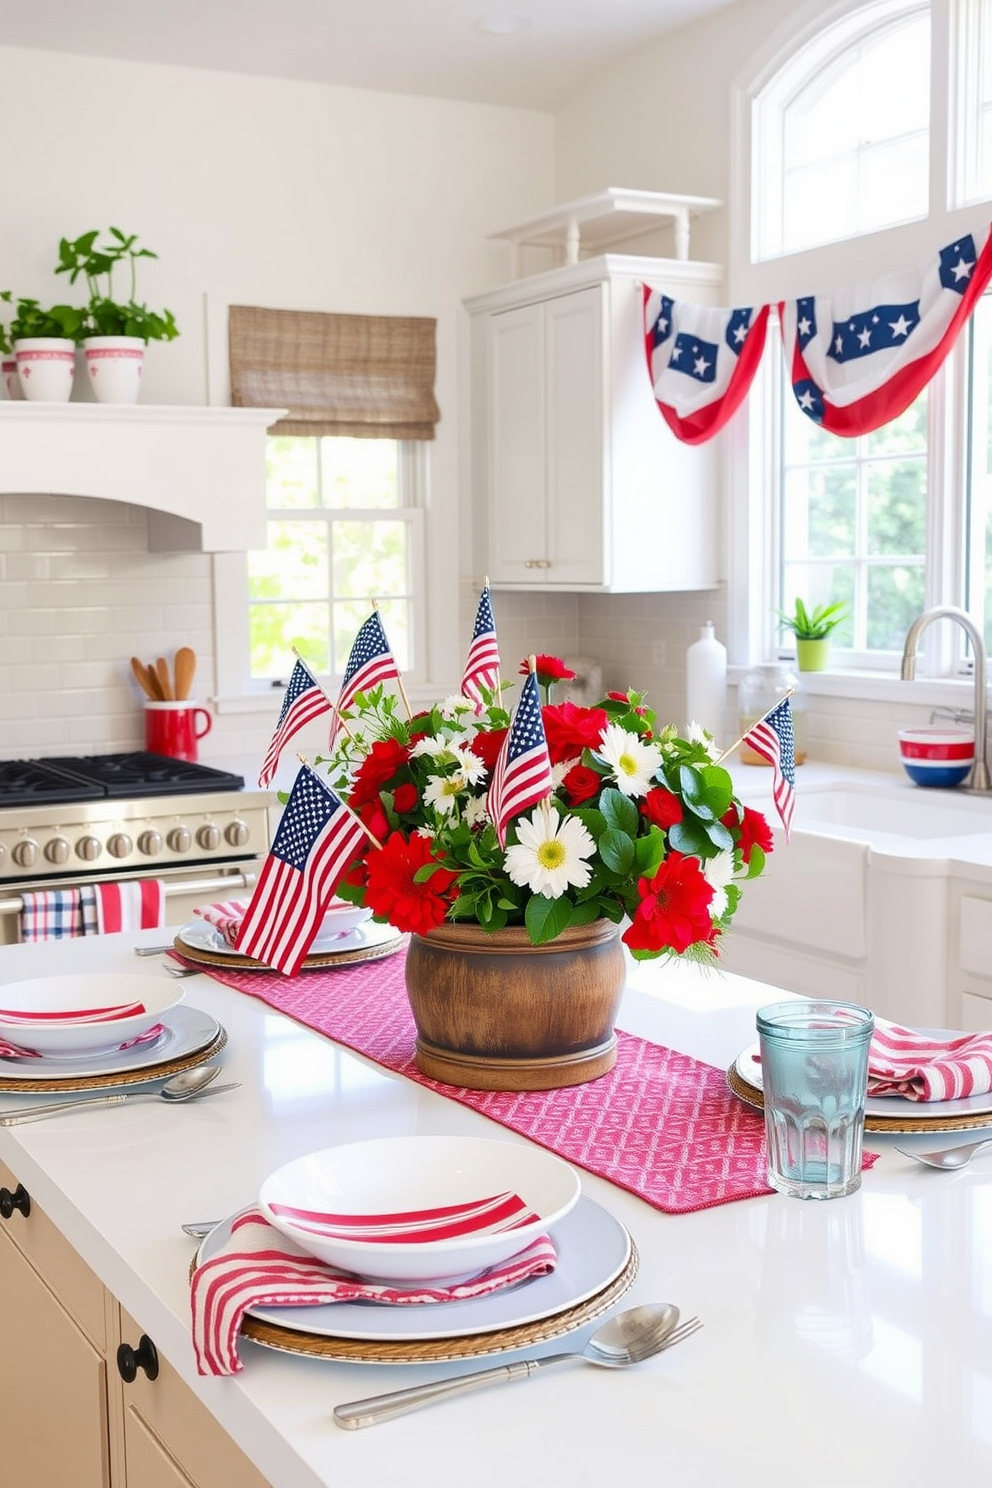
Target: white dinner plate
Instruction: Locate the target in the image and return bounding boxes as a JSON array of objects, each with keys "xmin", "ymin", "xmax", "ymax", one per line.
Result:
[
  {"xmin": 176, "ymin": 917, "xmax": 399, "ymax": 962},
  {"xmin": 735, "ymin": 1041, "xmax": 992, "ymax": 1122},
  {"xmin": 197, "ymin": 1195, "xmax": 631, "ymax": 1343},
  {"xmin": 0, "ymin": 1004, "xmax": 222, "ymax": 1082}
]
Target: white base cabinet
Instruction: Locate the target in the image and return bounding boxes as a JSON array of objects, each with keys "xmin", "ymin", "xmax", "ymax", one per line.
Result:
[{"xmin": 465, "ymin": 253, "xmax": 723, "ymax": 592}]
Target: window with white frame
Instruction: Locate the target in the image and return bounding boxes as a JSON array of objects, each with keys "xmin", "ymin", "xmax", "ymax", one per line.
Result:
[
  {"xmin": 736, "ymin": 0, "xmax": 992, "ymax": 674},
  {"xmin": 247, "ymin": 435, "xmax": 425, "ymax": 685}
]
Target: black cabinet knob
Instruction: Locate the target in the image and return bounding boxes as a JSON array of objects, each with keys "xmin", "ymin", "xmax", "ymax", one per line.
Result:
[
  {"xmin": 116, "ymin": 1334, "xmax": 160, "ymax": 1383},
  {"xmin": 0, "ymin": 1184, "xmax": 30, "ymax": 1219}
]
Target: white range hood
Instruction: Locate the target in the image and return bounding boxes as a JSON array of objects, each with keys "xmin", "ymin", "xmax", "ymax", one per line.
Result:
[{"xmin": 0, "ymin": 403, "xmax": 282, "ymax": 552}]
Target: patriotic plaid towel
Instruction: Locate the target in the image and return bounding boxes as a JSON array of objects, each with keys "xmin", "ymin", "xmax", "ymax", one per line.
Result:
[
  {"xmin": 869, "ymin": 1017, "xmax": 992, "ymax": 1102},
  {"xmin": 192, "ymin": 898, "xmax": 250, "ymax": 947},
  {"xmin": 190, "ymin": 1208, "xmax": 558, "ymax": 1376}
]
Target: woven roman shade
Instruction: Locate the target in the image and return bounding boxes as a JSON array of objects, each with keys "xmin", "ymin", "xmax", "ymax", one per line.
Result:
[{"xmin": 228, "ymin": 305, "xmax": 440, "ymax": 440}]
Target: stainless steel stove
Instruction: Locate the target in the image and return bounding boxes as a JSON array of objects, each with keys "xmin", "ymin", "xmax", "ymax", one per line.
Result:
[{"xmin": 0, "ymin": 753, "xmax": 273, "ymax": 942}]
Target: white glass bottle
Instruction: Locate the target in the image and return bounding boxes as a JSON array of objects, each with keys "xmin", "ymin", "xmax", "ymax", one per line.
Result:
[
  {"xmin": 686, "ymin": 622, "xmax": 728, "ymax": 744},
  {"xmin": 738, "ymin": 661, "xmax": 807, "ymax": 765}
]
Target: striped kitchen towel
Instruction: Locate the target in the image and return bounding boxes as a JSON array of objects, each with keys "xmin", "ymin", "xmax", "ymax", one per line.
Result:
[
  {"xmin": 190, "ymin": 1208, "xmax": 558, "ymax": 1376},
  {"xmin": 869, "ymin": 1017, "xmax": 992, "ymax": 1101}
]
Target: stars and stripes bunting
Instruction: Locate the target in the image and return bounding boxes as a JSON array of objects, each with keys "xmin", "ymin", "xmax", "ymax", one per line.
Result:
[
  {"xmin": 235, "ymin": 766, "xmax": 368, "ymax": 976},
  {"xmin": 488, "ymin": 668, "xmax": 554, "ymax": 850},
  {"xmin": 258, "ymin": 658, "xmax": 333, "ymax": 788},
  {"xmin": 741, "ymin": 698, "xmax": 796, "ymax": 842},
  {"xmin": 329, "ymin": 611, "xmax": 401, "ymax": 745},
  {"xmin": 461, "ymin": 584, "xmax": 501, "ymax": 709}
]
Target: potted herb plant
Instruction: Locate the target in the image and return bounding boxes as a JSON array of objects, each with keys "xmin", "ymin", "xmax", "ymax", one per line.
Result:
[
  {"xmin": 776, "ymin": 598, "xmax": 848, "ymax": 671},
  {"xmin": 55, "ymin": 228, "xmax": 179, "ymax": 404},
  {"xmin": 3, "ymin": 293, "xmax": 87, "ymax": 402}
]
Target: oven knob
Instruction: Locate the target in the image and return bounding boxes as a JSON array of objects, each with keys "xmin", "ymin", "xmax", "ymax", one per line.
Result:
[
  {"xmin": 225, "ymin": 820, "xmax": 250, "ymax": 848},
  {"xmin": 76, "ymin": 836, "xmax": 101, "ymax": 863},
  {"xmin": 44, "ymin": 837, "xmax": 71, "ymax": 866},
  {"xmin": 168, "ymin": 827, "xmax": 192, "ymax": 854},
  {"xmin": 107, "ymin": 833, "xmax": 133, "ymax": 859},
  {"xmin": 197, "ymin": 824, "xmax": 221, "ymax": 851},
  {"xmin": 13, "ymin": 839, "xmax": 39, "ymax": 869},
  {"xmin": 138, "ymin": 830, "xmax": 163, "ymax": 857}
]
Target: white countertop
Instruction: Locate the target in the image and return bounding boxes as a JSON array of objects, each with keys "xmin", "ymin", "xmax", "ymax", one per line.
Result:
[{"xmin": 1, "ymin": 930, "xmax": 990, "ymax": 1488}]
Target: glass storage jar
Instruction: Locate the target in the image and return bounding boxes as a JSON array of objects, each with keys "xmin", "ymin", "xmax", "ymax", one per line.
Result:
[{"xmin": 738, "ymin": 661, "xmax": 807, "ymax": 765}]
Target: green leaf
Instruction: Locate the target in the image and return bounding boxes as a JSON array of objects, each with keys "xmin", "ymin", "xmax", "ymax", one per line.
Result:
[
  {"xmin": 524, "ymin": 894, "xmax": 573, "ymax": 944},
  {"xmin": 599, "ymin": 827, "xmax": 635, "ymax": 875},
  {"xmin": 600, "ymin": 788, "xmax": 639, "ymax": 836}
]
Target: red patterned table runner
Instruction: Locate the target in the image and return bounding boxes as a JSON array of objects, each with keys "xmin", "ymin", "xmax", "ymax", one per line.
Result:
[{"xmin": 181, "ymin": 947, "xmax": 874, "ymax": 1214}]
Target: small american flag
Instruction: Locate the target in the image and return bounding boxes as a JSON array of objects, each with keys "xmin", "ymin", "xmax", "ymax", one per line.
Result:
[
  {"xmin": 461, "ymin": 585, "xmax": 501, "ymax": 708},
  {"xmin": 329, "ymin": 611, "xmax": 400, "ymax": 745},
  {"xmin": 742, "ymin": 697, "xmax": 796, "ymax": 840},
  {"xmin": 236, "ymin": 767, "xmax": 367, "ymax": 976},
  {"xmin": 488, "ymin": 669, "xmax": 553, "ymax": 849},
  {"xmin": 258, "ymin": 659, "xmax": 332, "ymax": 788}
]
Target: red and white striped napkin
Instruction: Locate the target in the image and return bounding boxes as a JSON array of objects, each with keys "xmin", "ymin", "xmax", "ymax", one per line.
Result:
[
  {"xmin": 192, "ymin": 898, "xmax": 249, "ymax": 947},
  {"xmin": 869, "ymin": 1017, "xmax": 992, "ymax": 1102},
  {"xmin": 266, "ymin": 1190, "xmax": 540, "ymax": 1244},
  {"xmin": 191, "ymin": 1208, "xmax": 558, "ymax": 1376},
  {"xmin": 0, "ymin": 1023, "xmax": 165, "ymax": 1062}
]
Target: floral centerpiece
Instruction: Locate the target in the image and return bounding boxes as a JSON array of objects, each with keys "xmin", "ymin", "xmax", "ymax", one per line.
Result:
[{"xmin": 323, "ymin": 655, "xmax": 773, "ymax": 964}]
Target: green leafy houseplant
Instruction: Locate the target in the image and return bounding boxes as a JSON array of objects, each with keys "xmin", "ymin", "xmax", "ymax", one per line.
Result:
[
  {"xmin": 776, "ymin": 598, "xmax": 847, "ymax": 641},
  {"xmin": 55, "ymin": 227, "xmax": 179, "ymax": 343}
]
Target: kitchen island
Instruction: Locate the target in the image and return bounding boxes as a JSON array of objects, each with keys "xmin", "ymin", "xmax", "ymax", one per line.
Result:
[{"xmin": 1, "ymin": 930, "xmax": 989, "ymax": 1488}]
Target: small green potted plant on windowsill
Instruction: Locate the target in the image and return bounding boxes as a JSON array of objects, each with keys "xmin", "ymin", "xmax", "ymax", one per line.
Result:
[
  {"xmin": 55, "ymin": 227, "xmax": 179, "ymax": 404},
  {"xmin": 2, "ymin": 292, "xmax": 87, "ymax": 402},
  {"xmin": 776, "ymin": 598, "xmax": 848, "ymax": 672}
]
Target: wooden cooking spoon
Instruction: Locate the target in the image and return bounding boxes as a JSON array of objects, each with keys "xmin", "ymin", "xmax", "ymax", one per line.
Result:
[
  {"xmin": 174, "ymin": 646, "xmax": 197, "ymax": 701},
  {"xmin": 154, "ymin": 657, "xmax": 174, "ymax": 701},
  {"xmin": 130, "ymin": 657, "xmax": 160, "ymax": 700}
]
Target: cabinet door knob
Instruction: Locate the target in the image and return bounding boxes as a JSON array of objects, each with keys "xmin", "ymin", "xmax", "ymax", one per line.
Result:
[
  {"xmin": 0, "ymin": 1183, "xmax": 31, "ymax": 1219},
  {"xmin": 116, "ymin": 1334, "xmax": 160, "ymax": 1383}
]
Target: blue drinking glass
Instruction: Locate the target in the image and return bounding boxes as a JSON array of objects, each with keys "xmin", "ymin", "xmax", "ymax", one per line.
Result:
[{"xmin": 756, "ymin": 1000, "xmax": 875, "ymax": 1200}]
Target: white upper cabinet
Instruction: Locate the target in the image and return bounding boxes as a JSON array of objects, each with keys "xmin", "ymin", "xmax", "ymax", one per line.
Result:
[{"xmin": 465, "ymin": 254, "xmax": 723, "ymax": 593}]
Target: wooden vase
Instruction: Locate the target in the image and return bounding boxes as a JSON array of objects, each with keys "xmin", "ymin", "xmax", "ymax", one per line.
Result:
[{"xmin": 404, "ymin": 918, "xmax": 626, "ymax": 1092}]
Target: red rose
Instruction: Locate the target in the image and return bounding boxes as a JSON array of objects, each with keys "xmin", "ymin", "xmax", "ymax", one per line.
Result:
[
  {"xmin": 363, "ymin": 832, "xmax": 459, "ymax": 934},
  {"xmin": 562, "ymin": 764, "xmax": 602, "ymax": 805},
  {"xmin": 350, "ymin": 737, "xmax": 410, "ymax": 809},
  {"xmin": 542, "ymin": 701, "xmax": 609, "ymax": 765},
  {"xmin": 642, "ymin": 788, "xmax": 684, "ymax": 831},
  {"xmin": 722, "ymin": 803, "xmax": 775, "ymax": 864},
  {"xmin": 391, "ymin": 782, "xmax": 419, "ymax": 815},
  {"xmin": 519, "ymin": 654, "xmax": 576, "ymax": 685},
  {"xmin": 622, "ymin": 852, "xmax": 717, "ymax": 956},
  {"xmin": 469, "ymin": 726, "xmax": 508, "ymax": 772}
]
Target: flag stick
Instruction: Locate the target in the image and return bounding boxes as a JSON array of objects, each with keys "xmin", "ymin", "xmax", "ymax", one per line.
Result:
[
  {"xmin": 296, "ymin": 754, "xmax": 383, "ymax": 851},
  {"xmin": 371, "ymin": 597, "xmax": 413, "ymax": 721},
  {"xmin": 292, "ymin": 644, "xmax": 358, "ymax": 743},
  {"xmin": 714, "ymin": 688, "xmax": 796, "ymax": 767}
]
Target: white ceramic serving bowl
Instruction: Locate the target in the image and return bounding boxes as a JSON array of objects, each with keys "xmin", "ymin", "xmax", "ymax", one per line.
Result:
[
  {"xmin": 258, "ymin": 1135, "xmax": 582, "ymax": 1283},
  {"xmin": 0, "ymin": 974, "xmax": 184, "ymax": 1056},
  {"xmin": 309, "ymin": 899, "xmax": 374, "ymax": 952}
]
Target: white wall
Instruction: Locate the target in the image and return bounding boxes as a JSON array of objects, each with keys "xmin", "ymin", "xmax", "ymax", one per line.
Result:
[{"xmin": 0, "ymin": 44, "xmax": 555, "ymax": 762}]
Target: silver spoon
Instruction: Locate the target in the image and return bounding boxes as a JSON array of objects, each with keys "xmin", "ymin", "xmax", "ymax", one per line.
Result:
[
  {"xmin": 333, "ymin": 1304, "xmax": 701, "ymax": 1430},
  {"xmin": 896, "ymin": 1136, "xmax": 992, "ymax": 1170},
  {"xmin": 0, "ymin": 1065, "xmax": 237, "ymax": 1125}
]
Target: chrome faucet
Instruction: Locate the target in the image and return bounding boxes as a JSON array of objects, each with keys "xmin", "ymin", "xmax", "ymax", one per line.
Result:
[{"xmin": 901, "ymin": 605, "xmax": 991, "ymax": 792}]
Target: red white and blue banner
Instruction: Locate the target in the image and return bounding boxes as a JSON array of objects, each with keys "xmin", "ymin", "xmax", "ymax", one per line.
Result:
[
  {"xmin": 642, "ymin": 286, "xmax": 770, "ymax": 445},
  {"xmin": 779, "ymin": 225, "xmax": 992, "ymax": 437}
]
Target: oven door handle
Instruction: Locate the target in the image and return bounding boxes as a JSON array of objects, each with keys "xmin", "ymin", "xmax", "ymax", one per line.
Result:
[{"xmin": 0, "ymin": 871, "xmax": 257, "ymax": 919}]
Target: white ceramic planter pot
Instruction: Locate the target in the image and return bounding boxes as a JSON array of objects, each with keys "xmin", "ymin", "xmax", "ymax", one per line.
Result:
[
  {"xmin": 1, "ymin": 357, "xmax": 23, "ymax": 400},
  {"xmin": 83, "ymin": 335, "xmax": 145, "ymax": 404},
  {"xmin": 14, "ymin": 338, "xmax": 76, "ymax": 402}
]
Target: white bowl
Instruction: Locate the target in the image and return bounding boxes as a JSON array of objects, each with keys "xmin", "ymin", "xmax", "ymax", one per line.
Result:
[
  {"xmin": 0, "ymin": 974, "xmax": 183, "ymax": 1056},
  {"xmin": 310, "ymin": 899, "xmax": 373, "ymax": 952},
  {"xmin": 258, "ymin": 1135, "xmax": 582, "ymax": 1283}
]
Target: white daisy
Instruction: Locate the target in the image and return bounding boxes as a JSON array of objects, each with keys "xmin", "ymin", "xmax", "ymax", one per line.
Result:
[
  {"xmin": 424, "ymin": 773, "xmax": 467, "ymax": 815},
  {"xmin": 597, "ymin": 724, "xmax": 662, "ymax": 797},
  {"xmin": 504, "ymin": 806, "xmax": 596, "ymax": 899},
  {"xmin": 702, "ymin": 850, "xmax": 734, "ymax": 918}
]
